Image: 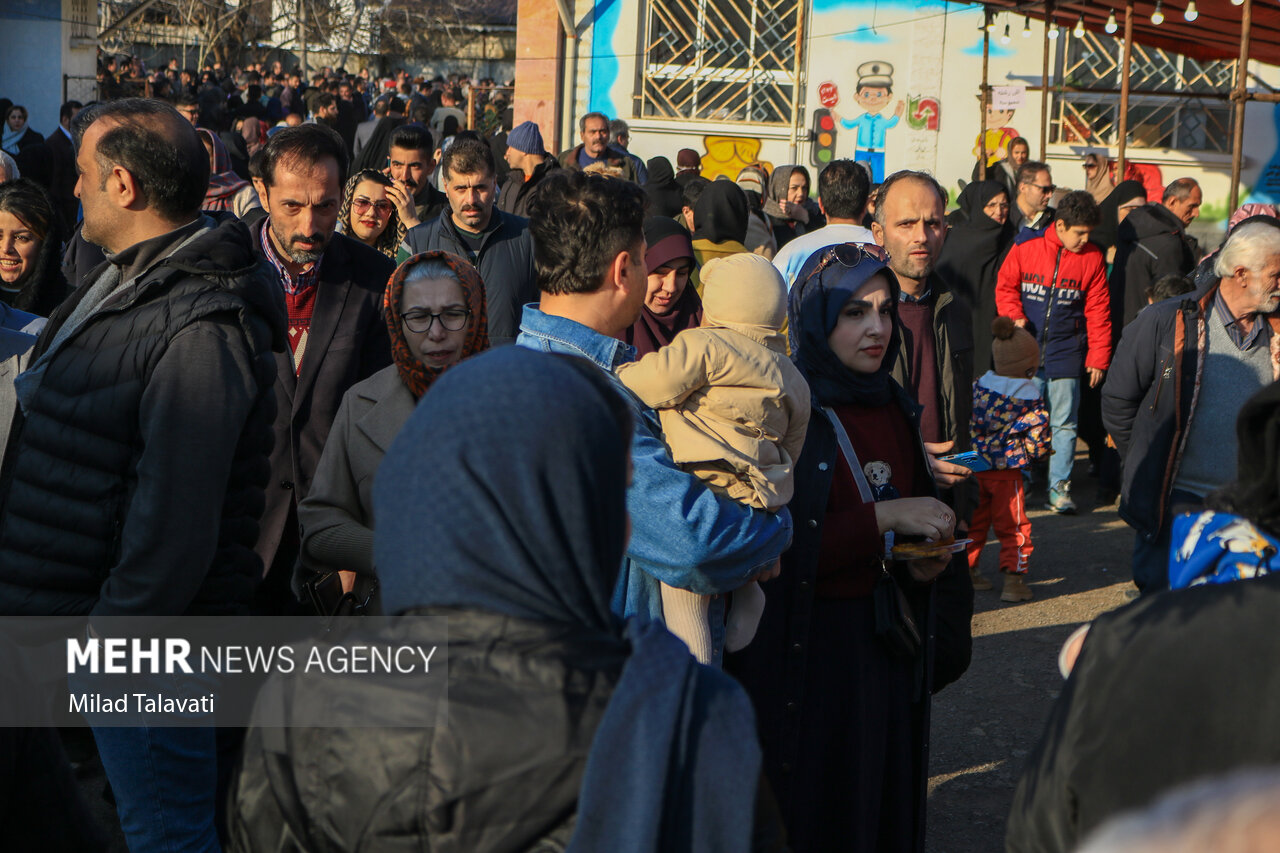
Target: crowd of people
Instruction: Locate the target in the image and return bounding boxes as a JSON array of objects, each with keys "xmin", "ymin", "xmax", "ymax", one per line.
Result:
[{"xmin": 1, "ymin": 64, "xmax": 1279, "ymax": 853}]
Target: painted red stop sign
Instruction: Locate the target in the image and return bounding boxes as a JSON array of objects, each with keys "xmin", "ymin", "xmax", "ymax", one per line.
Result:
[{"xmin": 819, "ymin": 82, "xmax": 839, "ymax": 109}]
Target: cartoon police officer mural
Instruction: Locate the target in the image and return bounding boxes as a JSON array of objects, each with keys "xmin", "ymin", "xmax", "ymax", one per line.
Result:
[{"xmin": 829, "ymin": 61, "xmax": 904, "ymax": 183}]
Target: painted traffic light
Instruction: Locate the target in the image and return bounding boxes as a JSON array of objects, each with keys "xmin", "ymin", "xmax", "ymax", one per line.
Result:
[{"xmin": 811, "ymin": 108, "xmax": 837, "ymax": 168}]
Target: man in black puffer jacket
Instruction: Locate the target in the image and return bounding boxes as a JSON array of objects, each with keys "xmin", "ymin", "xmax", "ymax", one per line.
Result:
[{"xmin": 0, "ymin": 98, "xmax": 286, "ymax": 851}]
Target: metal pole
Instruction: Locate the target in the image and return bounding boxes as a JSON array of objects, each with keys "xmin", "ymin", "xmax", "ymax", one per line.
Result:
[
  {"xmin": 1040, "ymin": 1, "xmax": 1052, "ymax": 158},
  {"xmin": 1230, "ymin": 0, "xmax": 1253, "ymax": 212},
  {"xmin": 1116, "ymin": 0, "xmax": 1134, "ymax": 178},
  {"xmin": 300, "ymin": 0, "xmax": 308, "ymax": 80},
  {"xmin": 980, "ymin": 8, "xmax": 991, "ymax": 181}
]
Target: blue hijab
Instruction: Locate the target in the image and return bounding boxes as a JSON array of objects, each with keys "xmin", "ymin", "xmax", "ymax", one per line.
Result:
[
  {"xmin": 373, "ymin": 346, "xmax": 759, "ymax": 853},
  {"xmin": 789, "ymin": 245, "xmax": 902, "ymax": 407}
]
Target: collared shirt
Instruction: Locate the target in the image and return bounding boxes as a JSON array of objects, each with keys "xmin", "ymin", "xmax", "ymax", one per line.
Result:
[
  {"xmin": 259, "ymin": 218, "xmax": 321, "ymax": 295},
  {"xmin": 840, "ymin": 111, "xmax": 900, "ymax": 150},
  {"xmin": 1214, "ymin": 290, "xmax": 1268, "ymax": 351},
  {"xmin": 899, "ymin": 286, "xmax": 933, "ymax": 304}
]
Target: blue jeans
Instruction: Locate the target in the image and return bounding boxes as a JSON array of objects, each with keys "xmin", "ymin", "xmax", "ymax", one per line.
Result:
[
  {"xmin": 1036, "ymin": 373, "xmax": 1080, "ymax": 489},
  {"xmin": 91, "ymin": 726, "xmax": 222, "ymax": 852}
]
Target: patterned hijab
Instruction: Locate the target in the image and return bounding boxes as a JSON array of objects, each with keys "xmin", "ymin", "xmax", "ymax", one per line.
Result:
[
  {"xmin": 337, "ymin": 169, "xmax": 407, "ymax": 259},
  {"xmin": 384, "ymin": 251, "xmax": 489, "ymax": 399},
  {"xmin": 197, "ymin": 128, "xmax": 249, "ymax": 212}
]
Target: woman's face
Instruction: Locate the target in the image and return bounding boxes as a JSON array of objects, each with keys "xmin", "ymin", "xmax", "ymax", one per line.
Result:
[
  {"xmin": 0, "ymin": 211, "xmax": 41, "ymax": 287},
  {"xmin": 645, "ymin": 258, "xmax": 693, "ymax": 315},
  {"xmin": 827, "ymin": 272, "xmax": 893, "ymax": 374},
  {"xmin": 1118, "ymin": 200, "xmax": 1143, "ymax": 224},
  {"xmin": 6, "ymin": 110, "xmax": 26, "ymax": 132},
  {"xmin": 786, "ymin": 171, "xmax": 809, "ymax": 204},
  {"xmin": 349, "ymin": 180, "xmax": 393, "ymax": 245},
  {"xmin": 401, "ymin": 276, "xmax": 470, "ymax": 369},
  {"xmin": 983, "ymin": 192, "xmax": 1010, "ymax": 225}
]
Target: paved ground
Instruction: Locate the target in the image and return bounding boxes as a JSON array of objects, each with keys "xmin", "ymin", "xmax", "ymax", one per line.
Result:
[{"xmin": 925, "ymin": 460, "xmax": 1135, "ymax": 853}]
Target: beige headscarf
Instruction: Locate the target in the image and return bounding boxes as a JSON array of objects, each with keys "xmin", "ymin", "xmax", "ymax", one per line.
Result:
[{"xmin": 1083, "ymin": 152, "xmax": 1113, "ymax": 204}]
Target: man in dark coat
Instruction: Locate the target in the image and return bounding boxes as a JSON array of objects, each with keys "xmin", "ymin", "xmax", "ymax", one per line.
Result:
[
  {"xmin": 44, "ymin": 100, "xmax": 81, "ymax": 232},
  {"xmin": 246, "ymin": 123, "xmax": 393, "ymax": 613},
  {"xmin": 385, "ymin": 125, "xmax": 447, "ymax": 231},
  {"xmin": 402, "ymin": 137, "xmax": 537, "ymax": 346},
  {"xmin": 0, "ymin": 98, "xmax": 286, "ymax": 851},
  {"xmin": 1109, "ymin": 177, "xmax": 1202, "ymax": 329},
  {"xmin": 557, "ymin": 112, "xmax": 640, "ymax": 183},
  {"xmin": 497, "ymin": 120, "xmax": 560, "ymax": 219}
]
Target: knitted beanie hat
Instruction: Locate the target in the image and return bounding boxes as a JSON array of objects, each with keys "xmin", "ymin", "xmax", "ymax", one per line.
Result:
[
  {"xmin": 991, "ymin": 316, "xmax": 1040, "ymax": 379},
  {"xmin": 506, "ymin": 121, "xmax": 544, "ymax": 155}
]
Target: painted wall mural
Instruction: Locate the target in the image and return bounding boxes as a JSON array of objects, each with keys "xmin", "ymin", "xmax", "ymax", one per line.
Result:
[
  {"xmin": 699, "ymin": 136, "xmax": 775, "ymax": 181},
  {"xmin": 809, "ymin": 68, "xmax": 939, "ymax": 179}
]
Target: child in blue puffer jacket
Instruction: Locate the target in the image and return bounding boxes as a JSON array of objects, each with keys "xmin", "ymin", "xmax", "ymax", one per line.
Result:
[{"xmin": 966, "ymin": 317, "xmax": 1052, "ymax": 602}]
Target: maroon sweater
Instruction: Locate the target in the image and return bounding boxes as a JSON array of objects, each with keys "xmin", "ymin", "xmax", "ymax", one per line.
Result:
[
  {"xmin": 897, "ymin": 298, "xmax": 942, "ymax": 443},
  {"xmin": 817, "ymin": 402, "xmax": 925, "ymax": 598}
]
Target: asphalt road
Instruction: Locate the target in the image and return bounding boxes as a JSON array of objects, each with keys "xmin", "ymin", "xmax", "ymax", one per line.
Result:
[{"xmin": 926, "ymin": 462, "xmax": 1135, "ymax": 853}]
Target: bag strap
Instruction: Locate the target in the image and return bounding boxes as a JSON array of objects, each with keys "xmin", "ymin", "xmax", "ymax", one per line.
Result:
[{"xmin": 821, "ymin": 406, "xmax": 874, "ymax": 502}]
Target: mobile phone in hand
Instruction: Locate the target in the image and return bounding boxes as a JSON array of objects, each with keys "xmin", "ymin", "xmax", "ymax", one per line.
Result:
[{"xmin": 938, "ymin": 450, "xmax": 992, "ymax": 473}]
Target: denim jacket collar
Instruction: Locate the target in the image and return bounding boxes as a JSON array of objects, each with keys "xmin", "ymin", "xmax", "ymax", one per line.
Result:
[{"xmin": 518, "ymin": 304, "xmax": 636, "ymax": 370}]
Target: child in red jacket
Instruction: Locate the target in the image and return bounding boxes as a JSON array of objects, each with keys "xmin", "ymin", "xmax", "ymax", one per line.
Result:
[
  {"xmin": 967, "ymin": 317, "xmax": 1052, "ymax": 601},
  {"xmin": 995, "ymin": 190, "xmax": 1111, "ymax": 514}
]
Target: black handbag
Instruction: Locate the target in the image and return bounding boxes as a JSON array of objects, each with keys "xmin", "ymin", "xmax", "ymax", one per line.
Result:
[
  {"xmin": 872, "ymin": 564, "xmax": 922, "ymax": 661},
  {"xmin": 302, "ymin": 571, "xmax": 378, "ymax": 630}
]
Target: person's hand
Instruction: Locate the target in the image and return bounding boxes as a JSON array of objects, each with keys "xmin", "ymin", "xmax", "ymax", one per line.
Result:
[
  {"xmin": 1013, "ymin": 318, "xmax": 1029, "ymax": 328},
  {"xmin": 874, "ymin": 496, "xmax": 956, "ymax": 540},
  {"xmin": 904, "ymin": 555, "xmax": 948, "ymax": 583},
  {"xmin": 924, "ymin": 440, "xmax": 971, "ymax": 486},
  {"xmin": 1087, "ymin": 366, "xmax": 1106, "ymax": 388},
  {"xmin": 386, "ymin": 180, "xmax": 420, "ymax": 229},
  {"xmin": 752, "ymin": 558, "xmax": 781, "ymax": 584},
  {"xmin": 338, "ymin": 570, "xmax": 357, "ymax": 595},
  {"xmin": 894, "ymin": 100, "xmax": 905, "ymax": 117}
]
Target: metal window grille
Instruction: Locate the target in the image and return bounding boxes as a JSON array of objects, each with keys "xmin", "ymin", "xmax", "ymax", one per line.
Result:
[
  {"xmin": 1051, "ymin": 30, "xmax": 1234, "ymax": 152},
  {"xmin": 638, "ymin": 0, "xmax": 804, "ymax": 125}
]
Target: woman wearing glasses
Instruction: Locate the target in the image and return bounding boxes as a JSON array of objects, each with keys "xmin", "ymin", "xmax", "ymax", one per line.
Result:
[
  {"xmin": 337, "ymin": 169, "xmax": 406, "ymax": 259},
  {"xmin": 295, "ymin": 252, "xmax": 489, "ymax": 609},
  {"xmin": 729, "ymin": 244, "xmax": 965, "ymax": 853}
]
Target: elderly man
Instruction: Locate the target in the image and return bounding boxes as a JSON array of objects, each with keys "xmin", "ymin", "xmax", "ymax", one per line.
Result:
[
  {"xmin": 0, "ymin": 97, "xmax": 286, "ymax": 850},
  {"xmin": 1110, "ymin": 177, "xmax": 1203, "ymax": 328},
  {"xmin": 557, "ymin": 112, "xmax": 640, "ymax": 182},
  {"xmin": 1103, "ymin": 221, "xmax": 1280, "ymax": 593}
]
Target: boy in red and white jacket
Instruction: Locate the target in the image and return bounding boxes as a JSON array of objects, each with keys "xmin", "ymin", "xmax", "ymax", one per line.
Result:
[{"xmin": 995, "ymin": 190, "xmax": 1111, "ymax": 514}]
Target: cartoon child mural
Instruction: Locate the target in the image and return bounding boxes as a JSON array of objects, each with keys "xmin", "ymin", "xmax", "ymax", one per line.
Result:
[
  {"xmin": 974, "ymin": 103, "xmax": 1020, "ymax": 168},
  {"xmin": 830, "ymin": 61, "xmax": 904, "ymax": 183}
]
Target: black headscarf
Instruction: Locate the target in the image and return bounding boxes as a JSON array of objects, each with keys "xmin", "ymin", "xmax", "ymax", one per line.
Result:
[
  {"xmin": 372, "ymin": 346, "xmax": 761, "ymax": 852},
  {"xmin": 643, "ymin": 156, "xmax": 683, "ymax": 219},
  {"xmin": 691, "ymin": 181, "xmax": 748, "ymax": 245},
  {"xmin": 1092, "ymin": 180, "xmax": 1146, "ymax": 254},
  {"xmin": 789, "ymin": 247, "xmax": 902, "ymax": 407},
  {"xmin": 351, "ymin": 115, "xmax": 406, "ymax": 173},
  {"xmin": 621, "ymin": 217, "xmax": 703, "ymax": 356},
  {"xmin": 937, "ymin": 180, "xmax": 1016, "ymax": 372}
]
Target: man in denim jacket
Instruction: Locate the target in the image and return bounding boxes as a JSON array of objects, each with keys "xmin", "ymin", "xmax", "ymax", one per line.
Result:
[{"xmin": 517, "ymin": 170, "xmax": 792, "ymax": 665}]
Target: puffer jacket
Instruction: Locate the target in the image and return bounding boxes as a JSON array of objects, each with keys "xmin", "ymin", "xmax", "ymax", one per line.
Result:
[
  {"xmin": 0, "ymin": 217, "xmax": 286, "ymax": 617},
  {"xmin": 969, "ymin": 372, "xmax": 1051, "ymax": 470},
  {"xmin": 995, "ymin": 224, "xmax": 1112, "ymax": 379},
  {"xmin": 497, "ymin": 155, "xmax": 561, "ymax": 219},
  {"xmin": 1109, "ymin": 202, "xmax": 1200, "ymax": 329}
]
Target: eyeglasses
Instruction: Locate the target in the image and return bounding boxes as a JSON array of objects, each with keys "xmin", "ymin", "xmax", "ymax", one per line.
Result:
[
  {"xmin": 798, "ymin": 242, "xmax": 889, "ymax": 290},
  {"xmin": 352, "ymin": 197, "xmax": 394, "ymax": 216},
  {"xmin": 401, "ymin": 308, "xmax": 471, "ymax": 333},
  {"xmin": 1031, "ymin": 183, "xmax": 1056, "ymax": 193}
]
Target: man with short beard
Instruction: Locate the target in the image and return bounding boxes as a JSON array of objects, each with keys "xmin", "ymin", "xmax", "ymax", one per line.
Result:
[{"xmin": 246, "ymin": 123, "xmax": 393, "ymax": 612}]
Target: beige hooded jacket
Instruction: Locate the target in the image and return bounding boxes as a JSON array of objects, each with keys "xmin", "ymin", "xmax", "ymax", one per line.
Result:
[{"xmin": 618, "ymin": 253, "xmax": 811, "ymax": 510}]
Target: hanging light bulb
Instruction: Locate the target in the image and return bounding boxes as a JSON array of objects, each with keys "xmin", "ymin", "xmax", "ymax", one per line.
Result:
[
  {"xmin": 1231, "ymin": 0, "xmax": 1243, "ymax": 6},
  {"xmin": 1151, "ymin": 0, "xmax": 1164, "ymax": 24},
  {"xmin": 1105, "ymin": 9, "xmax": 1118, "ymax": 32},
  {"xmin": 1074, "ymin": 14, "xmax": 1086, "ymax": 36},
  {"xmin": 1023, "ymin": 16, "xmax": 1033, "ymax": 36},
  {"xmin": 1002, "ymin": 22, "xmax": 1012, "ymax": 43},
  {"xmin": 1184, "ymin": 0, "xmax": 1198, "ymax": 21},
  {"xmin": 986, "ymin": 11, "xmax": 997, "ymax": 31},
  {"xmin": 1048, "ymin": 22, "xmax": 1061, "ymax": 39}
]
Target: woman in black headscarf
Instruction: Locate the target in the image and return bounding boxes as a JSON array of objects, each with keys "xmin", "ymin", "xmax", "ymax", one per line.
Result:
[
  {"xmin": 729, "ymin": 244, "xmax": 970, "ymax": 853},
  {"xmin": 1090, "ymin": 180, "xmax": 1146, "ymax": 264},
  {"xmin": 691, "ymin": 180, "xmax": 750, "ymax": 266},
  {"xmin": 231, "ymin": 346, "xmax": 768, "ymax": 853},
  {"xmin": 643, "ymin": 156, "xmax": 683, "ymax": 219},
  {"xmin": 619, "ymin": 216, "xmax": 702, "ymax": 356},
  {"xmin": 936, "ymin": 180, "xmax": 1016, "ymax": 373}
]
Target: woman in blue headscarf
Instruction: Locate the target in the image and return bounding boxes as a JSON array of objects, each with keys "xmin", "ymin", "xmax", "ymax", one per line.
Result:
[
  {"xmin": 230, "ymin": 346, "xmax": 771, "ymax": 853},
  {"xmin": 728, "ymin": 244, "xmax": 972, "ymax": 853}
]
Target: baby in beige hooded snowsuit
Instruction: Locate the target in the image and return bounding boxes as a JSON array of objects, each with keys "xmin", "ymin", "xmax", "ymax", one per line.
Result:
[{"xmin": 618, "ymin": 253, "xmax": 810, "ymax": 663}]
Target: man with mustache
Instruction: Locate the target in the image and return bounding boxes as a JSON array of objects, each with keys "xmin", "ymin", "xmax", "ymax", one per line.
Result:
[
  {"xmin": 401, "ymin": 136, "xmax": 536, "ymax": 346},
  {"xmin": 248, "ymin": 123, "xmax": 393, "ymax": 613},
  {"xmin": 383, "ymin": 125, "xmax": 447, "ymax": 229}
]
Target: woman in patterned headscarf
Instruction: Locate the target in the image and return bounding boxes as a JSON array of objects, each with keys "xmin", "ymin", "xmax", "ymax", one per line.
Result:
[
  {"xmin": 336, "ymin": 169, "xmax": 406, "ymax": 260},
  {"xmin": 295, "ymin": 252, "xmax": 488, "ymax": 608}
]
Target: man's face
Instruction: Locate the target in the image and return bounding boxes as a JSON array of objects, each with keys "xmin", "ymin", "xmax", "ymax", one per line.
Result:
[
  {"xmin": 1055, "ymin": 221, "xmax": 1093, "ymax": 253},
  {"xmin": 853, "ymin": 86, "xmax": 890, "ymax": 113},
  {"xmin": 339, "ymin": 83, "xmax": 352, "ymax": 101},
  {"xmin": 1166, "ymin": 187, "xmax": 1203, "ymax": 226},
  {"xmin": 62, "ymin": 105, "xmax": 82, "ymax": 130},
  {"xmin": 176, "ymin": 104, "xmax": 199, "ymax": 125},
  {"xmin": 319, "ymin": 102, "xmax": 339, "ymax": 121},
  {"xmin": 503, "ymin": 145, "xmax": 525, "ymax": 171},
  {"xmin": 871, "ymin": 178, "xmax": 946, "ymax": 286},
  {"xmin": 615, "ymin": 130, "xmax": 630, "ymax": 150},
  {"xmin": 7, "ymin": 110, "xmax": 25, "ymax": 132},
  {"xmin": 256, "ymin": 156, "xmax": 342, "ymax": 267},
  {"xmin": 1019, "ymin": 169, "xmax": 1054, "ymax": 214},
  {"xmin": 620, "ymin": 239, "xmax": 648, "ymax": 326},
  {"xmin": 75, "ymin": 120, "xmax": 118, "ymax": 252},
  {"xmin": 1010, "ymin": 142, "xmax": 1029, "ymax": 166},
  {"xmin": 289, "ymin": 75, "xmax": 301, "ymax": 89},
  {"xmin": 582, "ymin": 117, "xmax": 609, "ymax": 158},
  {"xmin": 388, "ymin": 146, "xmax": 434, "ymax": 195},
  {"xmin": 444, "ymin": 168, "xmax": 496, "ymax": 232},
  {"xmin": 1240, "ymin": 257, "xmax": 1280, "ymax": 315}
]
